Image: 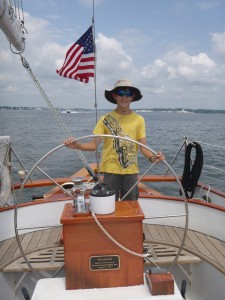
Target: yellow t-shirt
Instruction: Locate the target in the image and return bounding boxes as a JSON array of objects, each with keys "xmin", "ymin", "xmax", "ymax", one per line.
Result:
[{"xmin": 93, "ymin": 111, "xmax": 146, "ymax": 174}]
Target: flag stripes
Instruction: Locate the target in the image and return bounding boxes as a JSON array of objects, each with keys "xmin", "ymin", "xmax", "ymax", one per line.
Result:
[{"xmin": 56, "ymin": 26, "xmax": 94, "ymax": 83}]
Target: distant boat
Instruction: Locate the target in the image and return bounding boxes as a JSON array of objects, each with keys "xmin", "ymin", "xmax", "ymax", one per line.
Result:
[
  {"xmin": 61, "ymin": 110, "xmax": 78, "ymax": 114},
  {"xmin": 136, "ymin": 109, "xmax": 153, "ymax": 113},
  {"xmin": 177, "ymin": 108, "xmax": 190, "ymax": 113}
]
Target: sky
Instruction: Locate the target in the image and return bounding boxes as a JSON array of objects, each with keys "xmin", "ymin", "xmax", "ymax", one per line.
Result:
[{"xmin": 0, "ymin": 0, "xmax": 225, "ymax": 110}]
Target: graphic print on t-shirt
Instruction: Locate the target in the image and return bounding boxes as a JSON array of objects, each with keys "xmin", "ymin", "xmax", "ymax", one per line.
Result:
[{"xmin": 103, "ymin": 115, "xmax": 137, "ymax": 168}]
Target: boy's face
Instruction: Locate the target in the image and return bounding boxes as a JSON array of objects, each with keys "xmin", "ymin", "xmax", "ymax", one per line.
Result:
[{"xmin": 113, "ymin": 88, "xmax": 135, "ymax": 108}]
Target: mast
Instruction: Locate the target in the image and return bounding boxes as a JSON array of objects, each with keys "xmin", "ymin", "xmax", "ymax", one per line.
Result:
[
  {"xmin": 92, "ymin": 0, "xmax": 98, "ymax": 124},
  {"xmin": 92, "ymin": 0, "xmax": 101, "ymax": 180}
]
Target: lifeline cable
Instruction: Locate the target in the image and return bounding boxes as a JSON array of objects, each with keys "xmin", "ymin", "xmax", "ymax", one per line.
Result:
[{"xmin": 19, "ymin": 54, "xmax": 98, "ymax": 182}]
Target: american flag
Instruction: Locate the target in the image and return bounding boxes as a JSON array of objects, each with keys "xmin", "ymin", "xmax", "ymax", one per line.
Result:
[{"xmin": 56, "ymin": 26, "xmax": 94, "ymax": 83}]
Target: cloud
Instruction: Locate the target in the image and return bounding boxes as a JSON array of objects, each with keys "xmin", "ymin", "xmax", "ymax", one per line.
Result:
[
  {"xmin": 198, "ymin": 1, "xmax": 221, "ymax": 10},
  {"xmin": 141, "ymin": 50, "xmax": 217, "ymax": 84},
  {"xmin": 96, "ymin": 33, "xmax": 133, "ymax": 75},
  {"xmin": 0, "ymin": 9, "xmax": 225, "ymax": 110},
  {"xmin": 138, "ymin": 48, "xmax": 225, "ymax": 109},
  {"xmin": 211, "ymin": 31, "xmax": 225, "ymax": 58}
]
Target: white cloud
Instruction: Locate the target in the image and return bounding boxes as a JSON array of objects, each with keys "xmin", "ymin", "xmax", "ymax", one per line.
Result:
[
  {"xmin": 192, "ymin": 53, "xmax": 216, "ymax": 67},
  {"xmin": 211, "ymin": 31, "xmax": 225, "ymax": 57},
  {"xmin": 0, "ymin": 10, "xmax": 225, "ymax": 110},
  {"xmin": 137, "ymin": 48, "xmax": 225, "ymax": 109},
  {"xmin": 23, "ymin": 12, "xmax": 50, "ymax": 43},
  {"xmin": 96, "ymin": 33, "xmax": 132, "ymax": 67},
  {"xmin": 141, "ymin": 50, "xmax": 217, "ymax": 83},
  {"xmin": 95, "ymin": 33, "xmax": 134, "ymax": 85}
]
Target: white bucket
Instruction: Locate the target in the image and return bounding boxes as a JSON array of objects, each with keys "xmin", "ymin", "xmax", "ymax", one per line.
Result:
[{"xmin": 89, "ymin": 194, "xmax": 115, "ymax": 214}]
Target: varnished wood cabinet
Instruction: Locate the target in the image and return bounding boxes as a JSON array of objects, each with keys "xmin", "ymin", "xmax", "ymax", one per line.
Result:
[{"xmin": 60, "ymin": 201, "xmax": 144, "ymax": 290}]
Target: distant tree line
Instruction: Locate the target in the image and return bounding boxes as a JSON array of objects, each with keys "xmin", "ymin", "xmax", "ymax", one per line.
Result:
[{"xmin": 1, "ymin": 106, "xmax": 225, "ymax": 114}]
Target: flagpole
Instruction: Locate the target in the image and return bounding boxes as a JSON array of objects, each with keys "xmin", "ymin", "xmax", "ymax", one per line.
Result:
[
  {"xmin": 92, "ymin": 0, "xmax": 98, "ymax": 124},
  {"xmin": 92, "ymin": 0, "xmax": 101, "ymax": 181}
]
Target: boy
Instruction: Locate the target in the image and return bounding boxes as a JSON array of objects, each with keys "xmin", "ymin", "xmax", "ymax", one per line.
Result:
[{"xmin": 64, "ymin": 79, "xmax": 164, "ymax": 200}]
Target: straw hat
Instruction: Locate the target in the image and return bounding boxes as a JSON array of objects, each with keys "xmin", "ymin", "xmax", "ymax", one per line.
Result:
[{"xmin": 104, "ymin": 79, "xmax": 142, "ymax": 104}]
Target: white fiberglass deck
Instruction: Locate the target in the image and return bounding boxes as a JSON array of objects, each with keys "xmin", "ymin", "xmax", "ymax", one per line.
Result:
[{"xmin": 31, "ymin": 277, "xmax": 182, "ymax": 300}]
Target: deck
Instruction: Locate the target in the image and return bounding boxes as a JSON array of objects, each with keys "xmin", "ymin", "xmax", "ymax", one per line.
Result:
[
  {"xmin": 143, "ymin": 224, "xmax": 225, "ymax": 274},
  {"xmin": 1, "ymin": 224, "xmax": 225, "ymax": 275},
  {"xmin": 0, "ymin": 227, "xmax": 62, "ymax": 272}
]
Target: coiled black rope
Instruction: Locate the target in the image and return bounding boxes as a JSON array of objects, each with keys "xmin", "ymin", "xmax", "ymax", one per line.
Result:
[{"xmin": 181, "ymin": 142, "xmax": 203, "ymax": 198}]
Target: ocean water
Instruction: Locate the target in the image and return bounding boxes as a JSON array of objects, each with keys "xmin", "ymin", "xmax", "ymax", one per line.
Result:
[{"xmin": 1, "ymin": 109, "xmax": 225, "ymax": 200}]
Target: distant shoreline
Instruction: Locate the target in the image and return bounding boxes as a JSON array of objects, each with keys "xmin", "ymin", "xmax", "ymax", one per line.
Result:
[{"xmin": 1, "ymin": 106, "xmax": 225, "ymax": 114}]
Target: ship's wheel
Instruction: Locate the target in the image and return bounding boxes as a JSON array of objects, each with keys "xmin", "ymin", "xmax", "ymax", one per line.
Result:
[{"xmin": 15, "ymin": 134, "xmax": 188, "ymax": 280}]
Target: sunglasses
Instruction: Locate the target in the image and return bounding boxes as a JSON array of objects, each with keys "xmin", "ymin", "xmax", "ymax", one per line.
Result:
[{"xmin": 116, "ymin": 89, "xmax": 133, "ymax": 97}]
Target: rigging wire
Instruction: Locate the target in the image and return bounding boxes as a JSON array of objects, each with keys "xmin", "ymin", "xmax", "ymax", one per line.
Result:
[
  {"xmin": 19, "ymin": 54, "xmax": 98, "ymax": 182},
  {"xmin": 12, "ymin": 0, "xmax": 17, "ymax": 18},
  {"xmin": 20, "ymin": 0, "xmax": 24, "ymax": 24},
  {"xmin": 16, "ymin": 0, "xmax": 20, "ymax": 20},
  {"xmin": 5, "ymin": 0, "xmax": 98, "ymax": 180}
]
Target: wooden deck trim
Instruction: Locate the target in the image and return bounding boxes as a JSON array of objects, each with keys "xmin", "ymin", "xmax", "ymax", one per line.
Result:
[
  {"xmin": 143, "ymin": 224, "xmax": 225, "ymax": 275},
  {"xmin": 1, "ymin": 224, "xmax": 225, "ymax": 275},
  {"xmin": 0, "ymin": 227, "xmax": 61, "ymax": 271},
  {"xmin": 12, "ymin": 163, "xmax": 98, "ymax": 190},
  {"xmin": 143, "ymin": 243, "xmax": 201, "ymax": 266},
  {"xmin": 3, "ymin": 247, "xmax": 65, "ymax": 272}
]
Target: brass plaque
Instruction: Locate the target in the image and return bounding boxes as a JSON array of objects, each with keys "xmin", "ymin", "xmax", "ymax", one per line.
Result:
[{"xmin": 89, "ymin": 255, "xmax": 120, "ymax": 271}]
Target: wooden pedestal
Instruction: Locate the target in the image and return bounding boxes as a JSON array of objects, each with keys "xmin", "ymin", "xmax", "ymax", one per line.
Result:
[
  {"xmin": 60, "ymin": 201, "xmax": 144, "ymax": 290},
  {"xmin": 146, "ymin": 272, "xmax": 174, "ymax": 295}
]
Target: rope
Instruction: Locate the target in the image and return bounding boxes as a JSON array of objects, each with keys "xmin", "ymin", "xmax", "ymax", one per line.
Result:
[
  {"xmin": 90, "ymin": 209, "xmax": 156, "ymax": 261},
  {"xmin": 19, "ymin": 54, "xmax": 98, "ymax": 181},
  {"xmin": 181, "ymin": 142, "xmax": 203, "ymax": 198}
]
